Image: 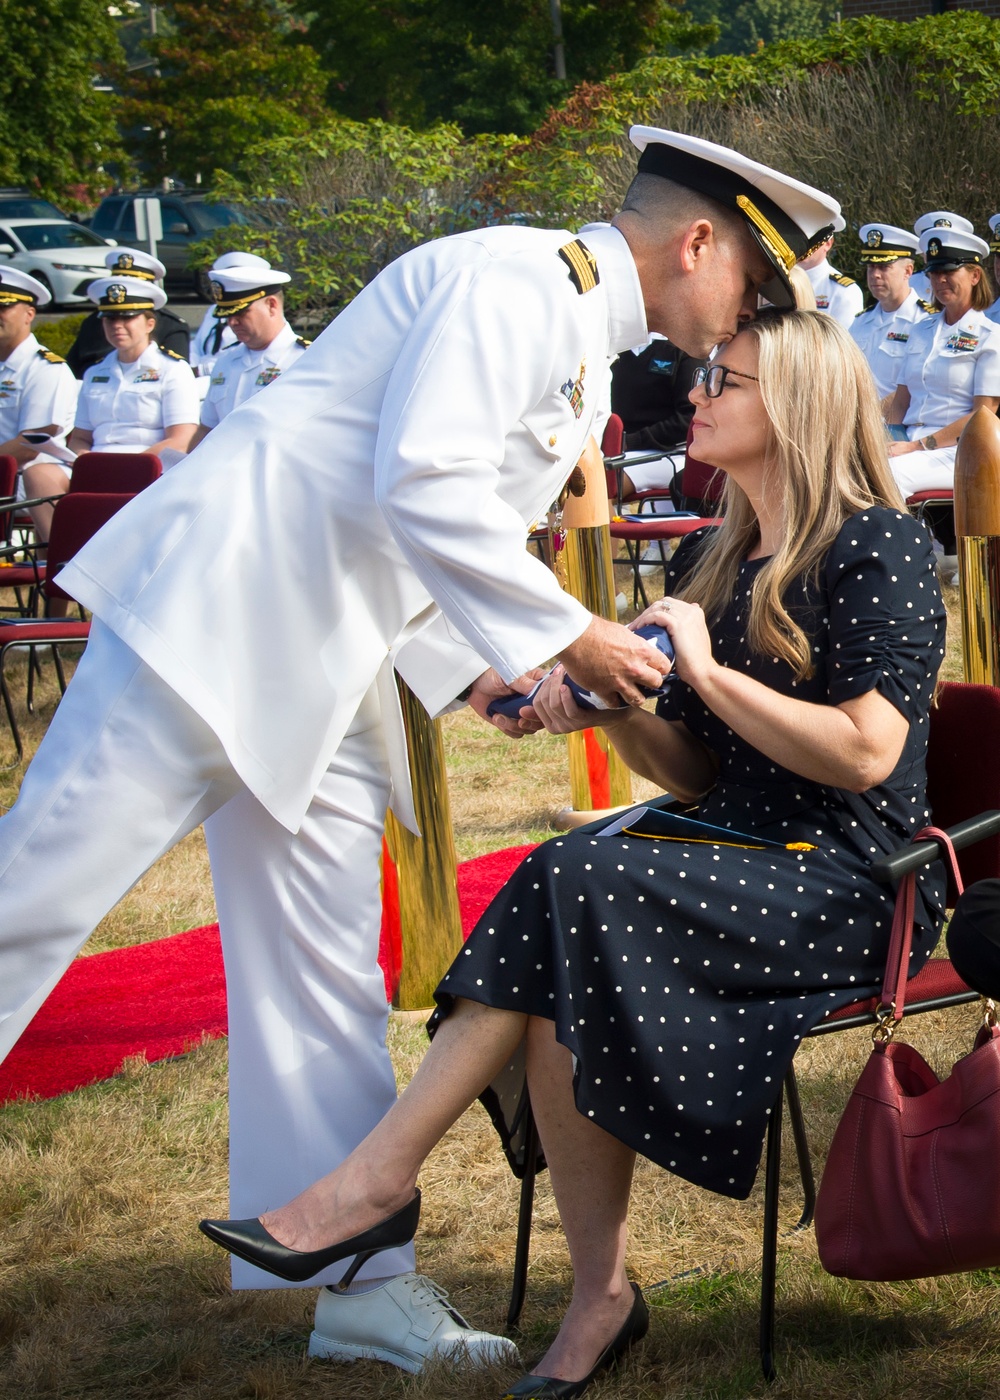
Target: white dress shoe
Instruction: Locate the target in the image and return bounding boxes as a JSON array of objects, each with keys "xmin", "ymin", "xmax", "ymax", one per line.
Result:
[{"xmin": 308, "ymin": 1272, "xmax": 521, "ymax": 1374}]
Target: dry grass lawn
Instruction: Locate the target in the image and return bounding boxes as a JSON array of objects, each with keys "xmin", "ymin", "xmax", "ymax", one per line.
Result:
[{"xmin": 2, "ymin": 579, "xmax": 997, "ymax": 1400}]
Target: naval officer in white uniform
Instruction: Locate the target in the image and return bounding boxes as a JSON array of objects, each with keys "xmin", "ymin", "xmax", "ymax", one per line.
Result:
[
  {"xmin": 190, "ymin": 255, "xmax": 309, "ymax": 445},
  {"xmin": 0, "ymin": 268, "xmax": 79, "ymax": 516},
  {"xmin": 796, "ymin": 221, "xmax": 863, "ymax": 328},
  {"xmin": 0, "ymin": 128, "xmax": 841, "ymax": 1371},
  {"xmin": 850, "ymin": 223, "xmax": 935, "ymax": 399}
]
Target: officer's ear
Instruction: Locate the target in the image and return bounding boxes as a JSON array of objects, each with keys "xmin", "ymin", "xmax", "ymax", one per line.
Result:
[{"xmin": 677, "ymin": 218, "xmax": 716, "ymax": 274}]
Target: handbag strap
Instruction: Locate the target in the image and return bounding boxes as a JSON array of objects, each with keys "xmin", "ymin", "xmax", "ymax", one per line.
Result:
[{"xmin": 876, "ymin": 824, "xmax": 963, "ymax": 1034}]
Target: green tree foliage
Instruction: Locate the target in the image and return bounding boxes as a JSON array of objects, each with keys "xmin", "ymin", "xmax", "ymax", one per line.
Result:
[
  {"xmin": 0, "ymin": 0, "xmax": 126, "ymax": 206},
  {"xmin": 489, "ymin": 11, "xmax": 1000, "ymax": 250},
  {"xmin": 684, "ymin": 0, "xmax": 837, "ymax": 56},
  {"xmin": 303, "ymin": 0, "xmax": 714, "ymax": 135},
  {"xmin": 120, "ymin": 0, "xmax": 328, "ymax": 183},
  {"xmin": 198, "ymin": 119, "xmax": 516, "ymax": 322}
]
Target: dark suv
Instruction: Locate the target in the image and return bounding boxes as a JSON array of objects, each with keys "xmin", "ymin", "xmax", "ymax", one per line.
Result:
[
  {"xmin": 0, "ymin": 188, "xmax": 71, "ymax": 221},
  {"xmin": 90, "ymin": 191, "xmax": 251, "ymax": 297}
]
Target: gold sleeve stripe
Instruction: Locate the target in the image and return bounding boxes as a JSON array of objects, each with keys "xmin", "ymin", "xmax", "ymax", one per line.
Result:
[
  {"xmin": 736, "ymin": 195, "xmax": 796, "ymax": 272},
  {"xmin": 558, "ymin": 240, "xmax": 600, "ymax": 295}
]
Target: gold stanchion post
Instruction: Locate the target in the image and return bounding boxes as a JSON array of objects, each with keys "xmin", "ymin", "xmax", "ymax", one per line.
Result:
[
  {"xmin": 561, "ymin": 437, "xmax": 633, "ymax": 813},
  {"xmin": 955, "ymin": 407, "xmax": 1000, "ymax": 685},
  {"xmin": 384, "ymin": 677, "xmax": 463, "ymax": 1009}
]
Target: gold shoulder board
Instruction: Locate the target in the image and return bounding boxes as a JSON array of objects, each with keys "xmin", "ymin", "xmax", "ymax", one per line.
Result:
[
  {"xmin": 295, "ymin": 336, "xmax": 312, "ymax": 348},
  {"xmin": 558, "ymin": 240, "xmax": 600, "ymax": 295},
  {"xmin": 918, "ymin": 299, "xmax": 939, "ymax": 315},
  {"xmin": 37, "ymin": 347, "xmax": 65, "ymax": 364},
  {"xmin": 832, "ymin": 272, "xmax": 857, "ymax": 288},
  {"xmin": 159, "ymin": 345, "xmax": 185, "ymax": 360}
]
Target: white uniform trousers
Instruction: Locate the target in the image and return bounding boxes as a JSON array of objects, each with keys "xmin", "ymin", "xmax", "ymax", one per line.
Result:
[
  {"xmin": 0, "ymin": 620, "xmax": 416, "ymax": 1288},
  {"xmin": 889, "ymin": 443, "xmax": 956, "ymax": 499}
]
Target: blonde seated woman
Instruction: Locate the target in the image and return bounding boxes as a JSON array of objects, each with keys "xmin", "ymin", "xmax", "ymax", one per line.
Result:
[
  {"xmin": 23, "ymin": 276, "xmax": 199, "ymax": 542},
  {"xmin": 201, "ymin": 310, "xmax": 947, "ymax": 1397}
]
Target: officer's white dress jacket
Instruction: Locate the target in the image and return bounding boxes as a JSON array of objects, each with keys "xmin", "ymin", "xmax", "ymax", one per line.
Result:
[
  {"xmin": 849, "ymin": 290, "xmax": 935, "ymax": 399},
  {"xmin": 0, "ymin": 332, "xmax": 78, "ymax": 462},
  {"xmin": 803, "ymin": 258, "xmax": 864, "ymax": 328},
  {"xmin": 199, "ymin": 321, "xmax": 309, "ymax": 428},
  {"xmin": 898, "ymin": 307, "xmax": 1000, "ymax": 437},
  {"xmin": 61, "ymin": 223, "xmax": 647, "ymax": 834},
  {"xmin": 76, "ymin": 344, "xmax": 199, "ymax": 451}
]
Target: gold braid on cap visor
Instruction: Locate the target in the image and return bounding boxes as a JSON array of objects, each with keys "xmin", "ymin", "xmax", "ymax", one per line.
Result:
[
  {"xmin": 736, "ymin": 194, "xmax": 796, "ymax": 272},
  {"xmin": 0, "ymin": 289, "xmax": 35, "ymax": 305}
]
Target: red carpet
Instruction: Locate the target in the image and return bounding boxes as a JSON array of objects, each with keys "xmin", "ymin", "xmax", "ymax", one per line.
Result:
[{"xmin": 0, "ymin": 844, "xmax": 535, "ymax": 1105}]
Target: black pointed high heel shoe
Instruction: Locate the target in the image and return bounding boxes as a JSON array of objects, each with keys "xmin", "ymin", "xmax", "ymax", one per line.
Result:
[
  {"xmin": 198, "ymin": 1189, "xmax": 421, "ymax": 1284},
  {"xmin": 501, "ymin": 1281, "xmax": 649, "ymax": 1399}
]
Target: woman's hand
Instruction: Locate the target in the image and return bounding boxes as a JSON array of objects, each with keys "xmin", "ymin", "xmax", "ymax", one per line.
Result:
[
  {"xmin": 887, "ymin": 439, "xmax": 923, "ymax": 457},
  {"xmin": 633, "ymin": 597, "xmax": 715, "ymax": 690},
  {"xmin": 529, "ymin": 665, "xmax": 634, "ymax": 735}
]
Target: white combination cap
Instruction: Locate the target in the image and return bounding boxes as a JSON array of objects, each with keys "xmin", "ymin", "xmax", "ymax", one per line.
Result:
[
  {"xmin": 0, "ymin": 266, "xmax": 51, "ymax": 308},
  {"xmin": 628, "ymin": 126, "xmax": 842, "ymax": 310},
  {"xmin": 87, "ymin": 275, "xmax": 167, "ymax": 314},
  {"xmin": 858, "ymin": 223, "xmax": 920, "ymax": 262},
  {"xmin": 105, "ymin": 247, "xmax": 167, "ymax": 282},
  {"xmin": 918, "ymin": 228, "xmax": 990, "ymax": 270},
  {"xmin": 913, "ymin": 210, "xmax": 974, "ymax": 238},
  {"xmin": 207, "ymin": 254, "xmax": 291, "ymax": 317},
  {"xmin": 988, "ymin": 214, "xmax": 1000, "ymax": 254}
]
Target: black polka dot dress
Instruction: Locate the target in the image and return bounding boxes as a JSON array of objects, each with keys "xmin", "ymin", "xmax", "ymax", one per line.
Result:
[{"xmin": 433, "ymin": 509, "xmax": 947, "ymax": 1199}]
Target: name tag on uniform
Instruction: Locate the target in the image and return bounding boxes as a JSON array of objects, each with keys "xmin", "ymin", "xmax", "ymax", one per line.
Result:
[
  {"xmin": 132, "ymin": 369, "xmax": 161, "ymax": 383},
  {"xmin": 91, "ymin": 375, "xmax": 111, "ymax": 383},
  {"xmin": 211, "ymin": 374, "xmax": 226, "ymax": 385},
  {"xmin": 255, "ymin": 366, "xmax": 281, "ymax": 387}
]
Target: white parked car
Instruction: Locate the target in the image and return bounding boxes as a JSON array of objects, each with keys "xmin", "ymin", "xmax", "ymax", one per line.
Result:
[{"xmin": 0, "ymin": 219, "xmax": 117, "ymax": 306}]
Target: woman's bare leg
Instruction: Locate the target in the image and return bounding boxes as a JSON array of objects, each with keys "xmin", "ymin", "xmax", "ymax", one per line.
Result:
[
  {"xmin": 522, "ymin": 1016, "xmax": 637, "ymax": 1382},
  {"xmin": 259, "ymin": 997, "xmax": 528, "ymax": 1251}
]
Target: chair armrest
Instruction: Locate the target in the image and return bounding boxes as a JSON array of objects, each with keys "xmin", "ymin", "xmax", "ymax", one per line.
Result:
[
  {"xmin": 870, "ymin": 810, "xmax": 1000, "ymax": 883},
  {"xmin": 0, "ymin": 493, "xmax": 61, "ymax": 516}
]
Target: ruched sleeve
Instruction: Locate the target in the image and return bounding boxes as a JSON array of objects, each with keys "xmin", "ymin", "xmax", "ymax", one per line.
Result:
[{"xmin": 823, "ymin": 508, "xmax": 943, "ymax": 718}]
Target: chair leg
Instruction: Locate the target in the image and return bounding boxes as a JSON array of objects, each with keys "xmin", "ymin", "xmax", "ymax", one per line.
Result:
[
  {"xmin": 759, "ymin": 1087, "xmax": 783, "ymax": 1383},
  {"xmin": 0, "ymin": 644, "xmax": 24, "ymax": 766},
  {"xmin": 783, "ymin": 1065, "xmax": 816, "ymax": 1229},
  {"xmin": 507, "ymin": 1101, "xmax": 539, "ymax": 1329}
]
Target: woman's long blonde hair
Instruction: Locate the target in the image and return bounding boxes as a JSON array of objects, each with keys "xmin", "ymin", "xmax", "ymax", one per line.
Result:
[{"xmin": 675, "ymin": 308, "xmax": 904, "ymax": 680}]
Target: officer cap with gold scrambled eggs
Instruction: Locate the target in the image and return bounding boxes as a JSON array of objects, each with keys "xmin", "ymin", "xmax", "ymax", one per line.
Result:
[
  {"xmin": 207, "ymin": 253, "xmax": 291, "ymax": 318},
  {"xmin": 0, "ymin": 266, "xmax": 52, "ymax": 308},
  {"xmin": 628, "ymin": 127, "xmax": 842, "ymax": 311},
  {"xmin": 104, "ymin": 247, "xmax": 167, "ymax": 282},
  {"xmin": 87, "ymin": 276, "xmax": 167, "ymax": 315},
  {"xmin": 858, "ymin": 223, "xmax": 920, "ymax": 263}
]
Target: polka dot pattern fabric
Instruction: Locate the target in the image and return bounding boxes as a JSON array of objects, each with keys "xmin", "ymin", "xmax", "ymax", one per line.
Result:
[{"xmin": 433, "ymin": 509, "xmax": 947, "ymax": 1199}]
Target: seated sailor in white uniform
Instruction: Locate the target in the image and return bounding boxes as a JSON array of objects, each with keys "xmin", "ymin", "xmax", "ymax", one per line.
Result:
[
  {"xmin": 796, "ymin": 218, "xmax": 863, "ymax": 328},
  {"xmin": 909, "ymin": 210, "xmax": 974, "ymax": 302},
  {"xmin": 850, "ymin": 222, "xmax": 935, "ymax": 400},
  {"xmin": 188, "ymin": 255, "xmax": 309, "ymax": 448},
  {"xmin": 67, "ymin": 277, "xmax": 199, "ymax": 478},
  {"xmin": 885, "ymin": 227, "xmax": 1000, "ymax": 578},
  {"xmin": 0, "ymin": 267, "xmax": 79, "ymax": 539}
]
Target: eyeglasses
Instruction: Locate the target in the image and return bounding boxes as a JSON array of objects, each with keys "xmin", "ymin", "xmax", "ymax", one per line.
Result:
[{"xmin": 693, "ymin": 364, "xmax": 760, "ymax": 398}]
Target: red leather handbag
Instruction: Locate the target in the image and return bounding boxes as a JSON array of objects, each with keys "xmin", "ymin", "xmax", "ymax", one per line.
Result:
[{"xmin": 815, "ymin": 827, "xmax": 1000, "ymax": 1281}]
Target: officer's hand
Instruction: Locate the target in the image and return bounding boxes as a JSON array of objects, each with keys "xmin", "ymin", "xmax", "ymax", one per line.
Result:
[
  {"xmin": 557, "ymin": 615, "xmax": 668, "ymax": 708},
  {"xmin": 467, "ymin": 667, "xmax": 545, "ymax": 737}
]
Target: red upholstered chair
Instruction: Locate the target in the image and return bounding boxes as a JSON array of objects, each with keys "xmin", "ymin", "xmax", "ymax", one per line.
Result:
[
  {"xmin": 0, "ymin": 458, "xmax": 44, "ymax": 617},
  {"xmin": 505, "ymin": 682, "xmax": 1000, "ymax": 1380},
  {"xmin": 0, "ymin": 492, "xmax": 134, "ymax": 763},
  {"xmin": 68, "ymin": 451, "xmax": 161, "ymax": 494}
]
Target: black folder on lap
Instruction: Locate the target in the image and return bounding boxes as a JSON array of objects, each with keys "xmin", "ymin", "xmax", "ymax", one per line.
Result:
[{"xmin": 594, "ymin": 804, "xmax": 813, "ymax": 851}]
